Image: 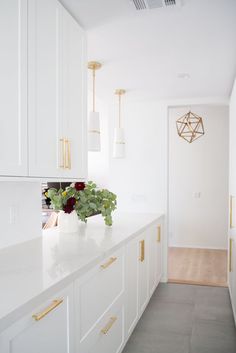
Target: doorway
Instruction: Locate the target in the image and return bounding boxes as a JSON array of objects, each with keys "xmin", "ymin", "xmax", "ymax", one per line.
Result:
[{"xmin": 168, "ymin": 104, "xmax": 229, "ymax": 287}]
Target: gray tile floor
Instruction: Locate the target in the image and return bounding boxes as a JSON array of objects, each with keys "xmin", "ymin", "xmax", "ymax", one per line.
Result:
[{"xmin": 122, "ymin": 283, "xmax": 236, "ymax": 353}]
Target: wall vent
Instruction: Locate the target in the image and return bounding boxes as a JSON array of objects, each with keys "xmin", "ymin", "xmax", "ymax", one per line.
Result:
[{"xmin": 132, "ymin": 0, "xmax": 181, "ymax": 10}]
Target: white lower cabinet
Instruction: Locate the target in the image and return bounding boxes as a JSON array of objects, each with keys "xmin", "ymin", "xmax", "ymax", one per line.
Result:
[
  {"xmin": 0, "ymin": 284, "xmax": 74, "ymax": 353},
  {"xmin": 149, "ymin": 223, "xmax": 162, "ymax": 296},
  {"xmin": 125, "ymin": 237, "xmax": 139, "ymax": 336},
  {"xmin": 75, "ymin": 248, "xmax": 125, "ymax": 353},
  {"xmin": 229, "ymin": 237, "xmax": 236, "ymax": 323},
  {"xmin": 0, "ymin": 218, "xmax": 164, "ymax": 353},
  {"xmin": 138, "ymin": 233, "xmax": 149, "ymax": 314},
  {"xmin": 78, "ymin": 296, "xmax": 125, "ymax": 353}
]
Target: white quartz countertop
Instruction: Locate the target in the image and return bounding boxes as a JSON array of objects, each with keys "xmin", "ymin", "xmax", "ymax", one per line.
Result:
[{"xmin": 0, "ymin": 212, "xmax": 163, "ymax": 331}]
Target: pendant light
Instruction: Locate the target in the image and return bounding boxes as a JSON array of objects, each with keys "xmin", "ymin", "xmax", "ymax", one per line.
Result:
[
  {"xmin": 176, "ymin": 111, "xmax": 205, "ymax": 143},
  {"xmin": 88, "ymin": 61, "xmax": 102, "ymax": 151},
  {"xmin": 113, "ymin": 89, "xmax": 126, "ymax": 158}
]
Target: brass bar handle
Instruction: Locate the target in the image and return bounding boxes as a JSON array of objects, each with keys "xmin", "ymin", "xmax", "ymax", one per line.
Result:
[
  {"xmin": 32, "ymin": 299, "xmax": 63, "ymax": 321},
  {"xmin": 59, "ymin": 138, "xmax": 66, "ymax": 169},
  {"xmin": 229, "ymin": 238, "xmax": 233, "ymax": 273},
  {"xmin": 157, "ymin": 225, "xmax": 161, "ymax": 243},
  {"xmin": 64, "ymin": 139, "xmax": 71, "ymax": 170},
  {"xmin": 101, "ymin": 316, "xmax": 117, "ymax": 335},
  {"xmin": 67, "ymin": 139, "xmax": 71, "ymax": 169},
  {"xmin": 100, "ymin": 257, "xmax": 117, "ymax": 269},
  {"xmin": 139, "ymin": 240, "xmax": 145, "ymax": 262}
]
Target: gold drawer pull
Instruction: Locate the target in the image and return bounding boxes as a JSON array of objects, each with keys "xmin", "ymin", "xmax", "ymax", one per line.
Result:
[
  {"xmin": 157, "ymin": 225, "xmax": 161, "ymax": 243},
  {"xmin": 139, "ymin": 240, "xmax": 145, "ymax": 262},
  {"xmin": 59, "ymin": 138, "xmax": 66, "ymax": 169},
  {"xmin": 101, "ymin": 316, "xmax": 117, "ymax": 335},
  {"xmin": 32, "ymin": 299, "xmax": 63, "ymax": 321},
  {"xmin": 229, "ymin": 238, "xmax": 233, "ymax": 272},
  {"xmin": 100, "ymin": 257, "xmax": 117, "ymax": 269}
]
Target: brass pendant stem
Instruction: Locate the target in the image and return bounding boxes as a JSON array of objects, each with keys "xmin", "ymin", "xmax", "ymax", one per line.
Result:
[
  {"xmin": 119, "ymin": 94, "xmax": 121, "ymax": 128},
  {"xmin": 93, "ymin": 68, "xmax": 96, "ymax": 112},
  {"xmin": 115, "ymin": 89, "xmax": 126, "ymax": 128},
  {"xmin": 88, "ymin": 61, "xmax": 102, "ymax": 113}
]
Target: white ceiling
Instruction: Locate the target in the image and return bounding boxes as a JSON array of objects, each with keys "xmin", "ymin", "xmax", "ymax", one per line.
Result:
[{"xmin": 60, "ymin": 0, "xmax": 236, "ymax": 101}]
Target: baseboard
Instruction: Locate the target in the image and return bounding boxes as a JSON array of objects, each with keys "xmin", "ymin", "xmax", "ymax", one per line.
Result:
[
  {"xmin": 169, "ymin": 244, "xmax": 227, "ymax": 250},
  {"xmin": 168, "ymin": 278, "xmax": 228, "ymax": 288}
]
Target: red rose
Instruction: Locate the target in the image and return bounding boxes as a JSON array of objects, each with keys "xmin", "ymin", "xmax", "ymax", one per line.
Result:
[
  {"xmin": 75, "ymin": 182, "xmax": 85, "ymax": 191},
  {"xmin": 67, "ymin": 197, "xmax": 76, "ymax": 206},
  {"xmin": 63, "ymin": 204, "xmax": 74, "ymax": 214}
]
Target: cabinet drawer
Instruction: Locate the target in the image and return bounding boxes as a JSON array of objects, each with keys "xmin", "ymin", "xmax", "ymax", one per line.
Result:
[
  {"xmin": 0, "ymin": 284, "xmax": 74, "ymax": 353},
  {"xmin": 78, "ymin": 296, "xmax": 125, "ymax": 353},
  {"xmin": 75, "ymin": 248, "xmax": 124, "ymax": 339}
]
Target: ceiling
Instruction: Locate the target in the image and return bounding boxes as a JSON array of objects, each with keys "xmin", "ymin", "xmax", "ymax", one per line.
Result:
[{"xmin": 60, "ymin": 0, "xmax": 236, "ymax": 101}]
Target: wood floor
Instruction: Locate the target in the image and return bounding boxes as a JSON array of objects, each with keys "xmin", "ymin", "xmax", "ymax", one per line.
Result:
[{"xmin": 168, "ymin": 247, "xmax": 228, "ymax": 287}]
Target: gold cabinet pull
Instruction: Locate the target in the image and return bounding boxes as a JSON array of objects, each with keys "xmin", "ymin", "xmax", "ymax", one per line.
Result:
[
  {"xmin": 59, "ymin": 138, "xmax": 66, "ymax": 169},
  {"xmin": 101, "ymin": 316, "xmax": 117, "ymax": 335},
  {"xmin": 64, "ymin": 139, "xmax": 71, "ymax": 170},
  {"xmin": 100, "ymin": 257, "xmax": 117, "ymax": 269},
  {"xmin": 139, "ymin": 240, "xmax": 145, "ymax": 262},
  {"xmin": 67, "ymin": 139, "xmax": 71, "ymax": 169},
  {"xmin": 229, "ymin": 238, "xmax": 233, "ymax": 272},
  {"xmin": 157, "ymin": 225, "xmax": 161, "ymax": 243},
  {"xmin": 32, "ymin": 299, "xmax": 63, "ymax": 321}
]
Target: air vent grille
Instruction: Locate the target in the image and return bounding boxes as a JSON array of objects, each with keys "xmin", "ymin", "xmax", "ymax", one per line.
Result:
[
  {"xmin": 133, "ymin": 0, "xmax": 147, "ymax": 10},
  {"xmin": 147, "ymin": 0, "xmax": 164, "ymax": 9},
  {"xmin": 132, "ymin": 0, "xmax": 181, "ymax": 10},
  {"xmin": 164, "ymin": 0, "xmax": 176, "ymax": 6}
]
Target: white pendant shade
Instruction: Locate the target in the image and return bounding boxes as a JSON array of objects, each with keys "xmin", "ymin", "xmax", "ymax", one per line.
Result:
[
  {"xmin": 88, "ymin": 111, "xmax": 101, "ymax": 151},
  {"xmin": 113, "ymin": 127, "xmax": 125, "ymax": 158}
]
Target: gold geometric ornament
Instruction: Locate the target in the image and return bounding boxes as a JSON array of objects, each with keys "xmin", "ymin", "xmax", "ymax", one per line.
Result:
[{"xmin": 176, "ymin": 111, "xmax": 205, "ymax": 143}]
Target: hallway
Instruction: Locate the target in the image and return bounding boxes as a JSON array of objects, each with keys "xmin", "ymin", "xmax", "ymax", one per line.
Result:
[
  {"xmin": 168, "ymin": 247, "xmax": 227, "ymax": 287},
  {"xmin": 123, "ymin": 283, "xmax": 236, "ymax": 353}
]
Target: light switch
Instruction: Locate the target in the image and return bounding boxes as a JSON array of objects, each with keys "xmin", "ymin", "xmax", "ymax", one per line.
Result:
[
  {"xmin": 9, "ymin": 205, "xmax": 18, "ymax": 224},
  {"xmin": 193, "ymin": 192, "xmax": 201, "ymax": 199}
]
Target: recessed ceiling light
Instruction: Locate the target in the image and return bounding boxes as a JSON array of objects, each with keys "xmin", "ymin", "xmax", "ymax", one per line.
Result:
[{"xmin": 177, "ymin": 73, "xmax": 190, "ymax": 79}]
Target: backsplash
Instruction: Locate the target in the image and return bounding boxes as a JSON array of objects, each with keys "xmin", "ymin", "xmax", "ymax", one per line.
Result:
[{"xmin": 0, "ymin": 182, "xmax": 41, "ymax": 249}]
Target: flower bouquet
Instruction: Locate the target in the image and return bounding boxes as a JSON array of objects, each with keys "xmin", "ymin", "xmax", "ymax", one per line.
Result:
[{"xmin": 46, "ymin": 181, "xmax": 117, "ymax": 229}]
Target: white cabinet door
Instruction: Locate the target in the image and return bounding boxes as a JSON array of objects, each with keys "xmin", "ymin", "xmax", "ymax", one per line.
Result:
[
  {"xmin": 60, "ymin": 6, "xmax": 87, "ymax": 179},
  {"xmin": 125, "ymin": 231, "xmax": 149, "ymax": 335},
  {"xmin": 28, "ymin": 0, "xmax": 87, "ymax": 179},
  {"xmin": 28, "ymin": 0, "xmax": 64, "ymax": 178},
  {"xmin": 0, "ymin": 0, "xmax": 28, "ymax": 176},
  {"xmin": 138, "ymin": 232, "xmax": 149, "ymax": 314},
  {"xmin": 229, "ymin": 237, "xmax": 236, "ymax": 323},
  {"xmin": 149, "ymin": 224, "xmax": 162, "ymax": 296},
  {"xmin": 0, "ymin": 285, "xmax": 74, "ymax": 353},
  {"xmin": 125, "ymin": 237, "xmax": 139, "ymax": 336}
]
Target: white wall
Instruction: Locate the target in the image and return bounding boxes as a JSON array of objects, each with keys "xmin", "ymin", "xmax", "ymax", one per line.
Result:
[
  {"xmin": 0, "ymin": 182, "xmax": 42, "ymax": 249},
  {"xmin": 229, "ymin": 78, "xmax": 236, "ymax": 237},
  {"xmin": 108, "ymin": 100, "xmax": 168, "ymax": 213},
  {"xmin": 169, "ymin": 105, "xmax": 229, "ymax": 249}
]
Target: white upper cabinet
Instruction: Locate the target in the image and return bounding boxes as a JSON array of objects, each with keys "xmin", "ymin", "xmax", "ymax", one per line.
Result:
[
  {"xmin": 61, "ymin": 8, "xmax": 87, "ymax": 179},
  {"xmin": 0, "ymin": 0, "xmax": 28, "ymax": 176},
  {"xmin": 0, "ymin": 0, "xmax": 87, "ymax": 179},
  {"xmin": 28, "ymin": 0, "xmax": 87, "ymax": 179}
]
